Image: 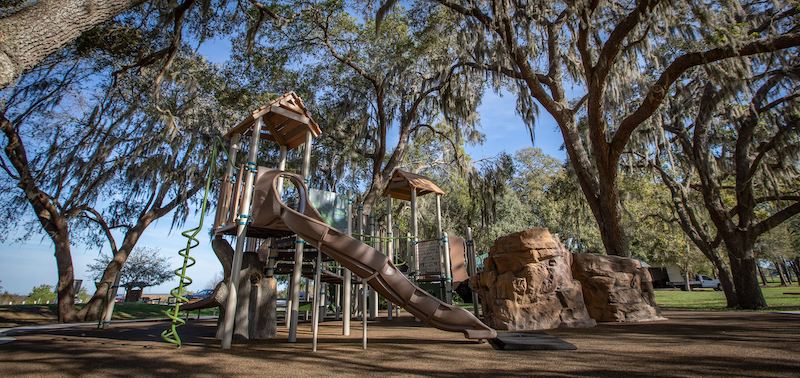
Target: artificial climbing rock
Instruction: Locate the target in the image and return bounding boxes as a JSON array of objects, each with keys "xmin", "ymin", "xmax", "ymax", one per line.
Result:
[
  {"xmin": 571, "ymin": 253, "xmax": 662, "ymax": 322},
  {"xmin": 472, "ymin": 228, "xmax": 596, "ymax": 331}
]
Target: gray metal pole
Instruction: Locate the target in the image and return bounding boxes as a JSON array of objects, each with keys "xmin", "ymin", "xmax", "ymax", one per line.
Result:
[
  {"xmin": 342, "ymin": 193, "xmax": 352, "ymax": 335},
  {"xmin": 334, "ymin": 281, "xmax": 341, "ymax": 320},
  {"xmin": 395, "ymin": 226, "xmax": 401, "ymax": 318},
  {"xmin": 357, "ymin": 202, "xmax": 367, "ymax": 349},
  {"xmin": 275, "ymin": 145, "xmax": 290, "ymax": 329},
  {"xmin": 466, "ymin": 226, "xmax": 479, "ymax": 317},
  {"xmin": 276, "ymin": 145, "xmax": 288, "ymax": 192},
  {"xmin": 369, "ymin": 216, "xmax": 378, "ymax": 319},
  {"xmin": 288, "ymin": 132, "xmax": 313, "ymax": 343},
  {"xmin": 411, "ymin": 189, "xmax": 419, "ymax": 280},
  {"xmin": 221, "ymin": 117, "xmax": 263, "ymax": 349},
  {"xmin": 437, "ymin": 194, "xmax": 452, "ymax": 304},
  {"xmin": 216, "ymin": 134, "xmax": 240, "ymax": 229},
  {"xmin": 276, "ymin": 145, "xmax": 293, "ymax": 328},
  {"xmin": 308, "ymin": 274, "xmax": 315, "ymax": 317},
  {"xmin": 386, "ymin": 198, "xmax": 393, "ymax": 320},
  {"xmin": 406, "ymin": 232, "xmax": 411, "ymax": 271},
  {"xmin": 362, "ymin": 281, "xmax": 367, "ymax": 350},
  {"xmin": 311, "ymin": 244, "xmax": 322, "ymax": 351},
  {"xmin": 320, "ymin": 283, "xmax": 327, "ymax": 319}
]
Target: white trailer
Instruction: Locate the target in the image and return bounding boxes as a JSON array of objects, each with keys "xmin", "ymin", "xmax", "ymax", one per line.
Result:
[{"xmin": 650, "ymin": 265, "xmax": 722, "ymax": 290}]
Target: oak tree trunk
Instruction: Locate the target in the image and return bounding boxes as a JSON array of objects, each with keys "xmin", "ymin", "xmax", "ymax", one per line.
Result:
[
  {"xmin": 774, "ymin": 260, "xmax": 788, "ymax": 286},
  {"xmin": 3, "ymin": 115, "xmax": 78, "ymax": 322},
  {"xmin": 729, "ymin": 253, "xmax": 767, "ymax": 309},
  {"xmin": 77, "ymin": 219, "xmax": 150, "ymax": 320},
  {"xmin": 0, "ymin": 0, "xmax": 146, "ymax": 88},
  {"xmin": 361, "ymin": 173, "xmax": 386, "ymax": 216},
  {"xmin": 705, "ymin": 251, "xmax": 737, "ymax": 307},
  {"xmin": 758, "ymin": 265, "xmax": 768, "ymax": 286},
  {"xmin": 684, "ymin": 270, "xmax": 692, "ymax": 291},
  {"xmin": 595, "ymin": 193, "xmax": 628, "ymax": 257},
  {"xmin": 717, "ymin": 265, "xmax": 737, "ymax": 307},
  {"xmin": 53, "ymin": 233, "xmax": 78, "ymax": 322},
  {"xmin": 793, "ymin": 258, "xmax": 800, "ymax": 287},
  {"xmin": 563, "ymin": 126, "xmax": 630, "ymax": 257}
]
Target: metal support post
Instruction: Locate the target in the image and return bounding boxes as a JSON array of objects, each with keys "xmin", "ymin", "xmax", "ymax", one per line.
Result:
[
  {"xmin": 386, "ymin": 197, "xmax": 394, "ymax": 320},
  {"xmin": 311, "ymin": 244, "xmax": 322, "ymax": 351},
  {"xmin": 362, "ymin": 282, "xmax": 368, "ymax": 350},
  {"xmin": 369, "ymin": 216, "xmax": 378, "ymax": 319},
  {"xmin": 411, "ymin": 189, "xmax": 419, "ymax": 281},
  {"xmin": 276, "ymin": 145, "xmax": 288, "ymax": 193},
  {"xmin": 274, "ymin": 145, "xmax": 292, "ymax": 330},
  {"xmin": 466, "ymin": 227, "xmax": 479, "ymax": 317},
  {"xmin": 395, "ymin": 226, "xmax": 401, "ymax": 318},
  {"xmin": 357, "ymin": 203, "xmax": 368, "ymax": 349},
  {"xmin": 342, "ymin": 193, "xmax": 352, "ymax": 335},
  {"xmin": 320, "ymin": 283, "xmax": 327, "ymax": 319},
  {"xmin": 436, "ymin": 194, "xmax": 452, "ymax": 304},
  {"xmin": 214, "ymin": 134, "xmax": 240, "ymax": 229},
  {"xmin": 334, "ymin": 281, "xmax": 341, "ymax": 320},
  {"xmin": 222, "ymin": 117, "xmax": 263, "ymax": 349},
  {"xmin": 289, "ymin": 132, "xmax": 313, "ymax": 342}
]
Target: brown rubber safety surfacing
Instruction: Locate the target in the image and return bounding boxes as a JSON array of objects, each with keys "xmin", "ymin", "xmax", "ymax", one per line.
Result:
[{"xmin": 1, "ymin": 310, "xmax": 799, "ymax": 377}]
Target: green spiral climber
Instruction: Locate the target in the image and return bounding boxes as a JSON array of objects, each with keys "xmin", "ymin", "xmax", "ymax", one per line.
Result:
[{"xmin": 161, "ymin": 146, "xmax": 218, "ymax": 347}]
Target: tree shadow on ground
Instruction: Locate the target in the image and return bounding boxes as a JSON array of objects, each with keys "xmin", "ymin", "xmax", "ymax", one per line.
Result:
[{"xmin": 0, "ymin": 311, "xmax": 798, "ymax": 377}]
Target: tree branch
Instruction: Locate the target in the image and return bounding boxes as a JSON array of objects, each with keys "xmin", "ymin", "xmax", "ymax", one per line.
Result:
[
  {"xmin": 78, "ymin": 206, "xmax": 120, "ymax": 255},
  {"xmin": 747, "ymin": 118, "xmax": 799, "ymax": 182},
  {"xmin": 595, "ymin": 0, "xmax": 659, "ymax": 87},
  {"xmin": 319, "ymin": 13, "xmax": 380, "ymax": 89},
  {"xmin": 752, "ymin": 201, "xmax": 800, "ymax": 236},
  {"xmin": 610, "ymin": 32, "xmax": 800, "ymax": 158}
]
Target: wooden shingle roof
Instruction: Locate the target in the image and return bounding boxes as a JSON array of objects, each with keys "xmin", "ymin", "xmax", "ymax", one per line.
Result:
[
  {"xmin": 383, "ymin": 169, "xmax": 445, "ymax": 201},
  {"xmin": 226, "ymin": 92, "xmax": 321, "ymax": 149}
]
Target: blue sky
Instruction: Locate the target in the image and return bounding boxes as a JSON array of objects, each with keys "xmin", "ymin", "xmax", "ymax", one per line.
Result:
[{"xmin": 0, "ymin": 38, "xmax": 567, "ymax": 296}]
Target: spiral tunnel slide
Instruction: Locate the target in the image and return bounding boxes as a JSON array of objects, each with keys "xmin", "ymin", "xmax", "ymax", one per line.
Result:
[{"xmin": 249, "ymin": 169, "xmax": 497, "ymax": 340}]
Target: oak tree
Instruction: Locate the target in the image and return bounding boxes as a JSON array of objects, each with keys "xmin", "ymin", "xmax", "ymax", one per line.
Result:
[{"xmin": 426, "ymin": 0, "xmax": 800, "ymax": 257}]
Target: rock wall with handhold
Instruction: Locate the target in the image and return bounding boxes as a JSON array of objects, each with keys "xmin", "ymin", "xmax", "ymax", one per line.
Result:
[
  {"xmin": 184, "ymin": 238, "xmax": 278, "ymax": 340},
  {"xmin": 471, "ymin": 228, "xmax": 596, "ymax": 331},
  {"xmin": 212, "ymin": 249, "xmax": 278, "ymax": 340},
  {"xmin": 571, "ymin": 253, "xmax": 662, "ymax": 322}
]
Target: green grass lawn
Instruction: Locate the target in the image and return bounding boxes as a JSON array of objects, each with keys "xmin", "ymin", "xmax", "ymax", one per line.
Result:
[
  {"xmin": 3, "ymin": 285, "xmax": 798, "ymax": 327},
  {"xmin": 655, "ymin": 284, "xmax": 800, "ymax": 311},
  {"xmin": 113, "ymin": 303, "xmax": 218, "ymax": 319},
  {"xmin": 0, "ymin": 302, "xmax": 218, "ymax": 327}
]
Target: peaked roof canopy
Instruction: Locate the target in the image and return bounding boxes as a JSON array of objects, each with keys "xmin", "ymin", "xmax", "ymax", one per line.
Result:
[
  {"xmin": 226, "ymin": 92, "xmax": 321, "ymax": 149},
  {"xmin": 383, "ymin": 169, "xmax": 445, "ymax": 201}
]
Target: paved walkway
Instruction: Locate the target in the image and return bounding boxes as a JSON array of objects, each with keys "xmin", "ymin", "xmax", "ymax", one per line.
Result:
[
  {"xmin": 0, "ymin": 310, "xmax": 798, "ymax": 377},
  {"xmin": 0, "ymin": 315, "xmax": 219, "ymax": 345}
]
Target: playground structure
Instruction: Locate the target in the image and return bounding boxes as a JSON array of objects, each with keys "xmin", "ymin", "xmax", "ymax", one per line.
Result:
[
  {"xmin": 166, "ymin": 92, "xmax": 495, "ymax": 350},
  {"xmin": 381, "ymin": 169, "xmax": 472, "ymax": 305}
]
